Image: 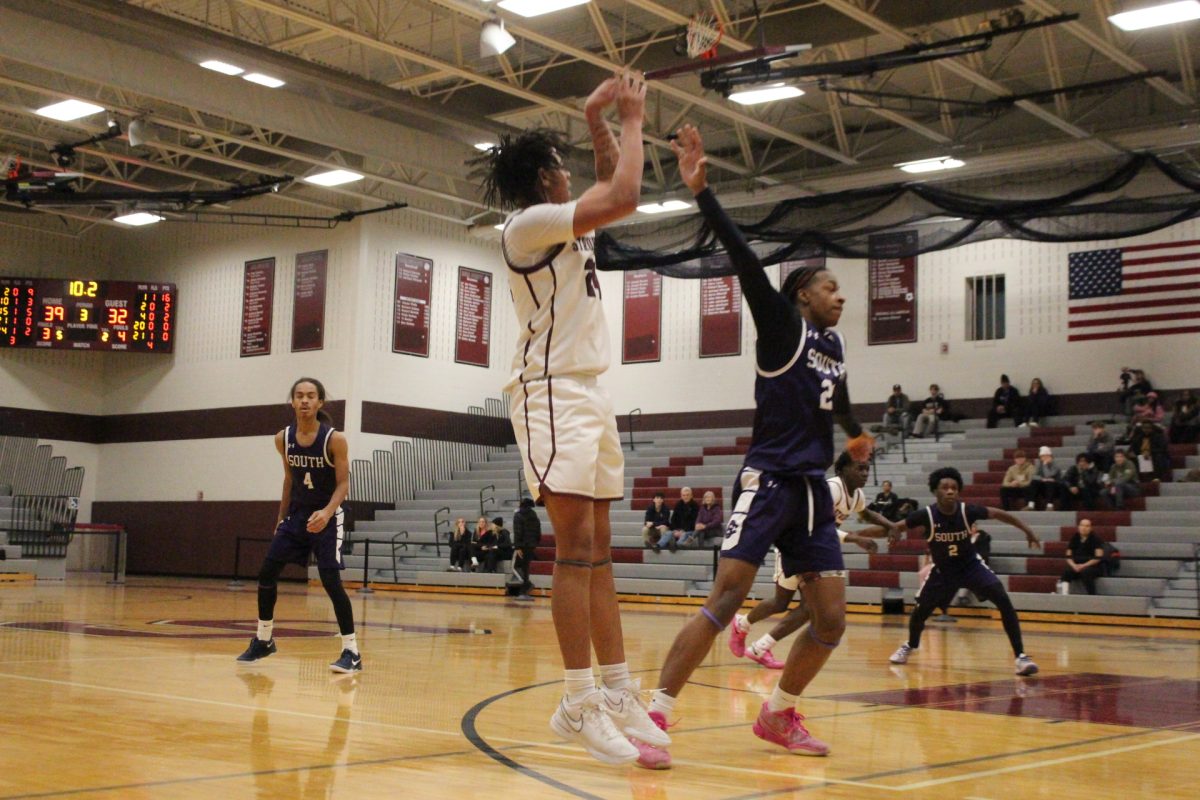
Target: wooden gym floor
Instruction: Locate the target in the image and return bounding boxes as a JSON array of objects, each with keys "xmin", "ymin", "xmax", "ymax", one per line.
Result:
[{"xmin": 0, "ymin": 576, "xmax": 1197, "ymax": 799}]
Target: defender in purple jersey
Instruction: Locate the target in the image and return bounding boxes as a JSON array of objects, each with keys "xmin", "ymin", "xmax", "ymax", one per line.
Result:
[
  {"xmin": 643, "ymin": 125, "xmax": 876, "ymax": 766},
  {"xmin": 888, "ymin": 467, "xmax": 1042, "ymax": 676},
  {"xmin": 236, "ymin": 378, "xmax": 361, "ymax": 674}
]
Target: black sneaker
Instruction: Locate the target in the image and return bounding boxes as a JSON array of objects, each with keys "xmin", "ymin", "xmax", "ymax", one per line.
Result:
[
  {"xmin": 330, "ymin": 648, "xmax": 363, "ymax": 673},
  {"xmin": 236, "ymin": 637, "xmax": 276, "ymax": 663}
]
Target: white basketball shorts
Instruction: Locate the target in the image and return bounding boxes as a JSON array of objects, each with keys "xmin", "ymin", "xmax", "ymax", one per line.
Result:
[{"xmin": 509, "ymin": 374, "xmax": 624, "ymax": 502}]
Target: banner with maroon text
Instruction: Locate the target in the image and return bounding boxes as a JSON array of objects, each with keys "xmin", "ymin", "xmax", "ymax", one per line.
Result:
[
  {"xmin": 699, "ymin": 272, "xmax": 741, "ymax": 358},
  {"xmin": 393, "ymin": 253, "xmax": 433, "ymax": 357},
  {"xmin": 455, "ymin": 267, "xmax": 492, "ymax": 367},
  {"xmin": 291, "ymin": 249, "xmax": 327, "ymax": 352},
  {"xmin": 622, "ymin": 269, "xmax": 662, "ymax": 363},
  {"xmin": 868, "ymin": 231, "xmax": 918, "ymax": 345},
  {"xmin": 240, "ymin": 257, "xmax": 275, "ymax": 357}
]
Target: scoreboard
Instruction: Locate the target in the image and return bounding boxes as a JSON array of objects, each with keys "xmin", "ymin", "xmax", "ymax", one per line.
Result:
[{"xmin": 0, "ymin": 277, "xmax": 175, "ymax": 352}]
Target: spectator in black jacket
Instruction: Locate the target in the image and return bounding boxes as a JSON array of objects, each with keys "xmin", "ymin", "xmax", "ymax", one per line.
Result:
[
  {"xmin": 666, "ymin": 487, "xmax": 700, "ymax": 553},
  {"xmin": 1128, "ymin": 421, "xmax": 1171, "ymax": 482},
  {"xmin": 448, "ymin": 517, "xmax": 472, "ymax": 572},
  {"xmin": 868, "ymin": 480, "xmax": 901, "ymax": 521},
  {"xmin": 1063, "ymin": 454, "xmax": 1102, "ymax": 510},
  {"xmin": 474, "ymin": 521, "xmax": 499, "ymax": 572},
  {"xmin": 987, "ymin": 374, "xmax": 1022, "ymax": 428},
  {"xmin": 883, "ymin": 385, "xmax": 910, "ymax": 432},
  {"xmin": 1086, "ymin": 422, "xmax": 1115, "ymax": 472},
  {"xmin": 1060, "ymin": 519, "xmax": 1104, "ymax": 595},
  {"xmin": 511, "ymin": 497, "xmax": 541, "ymax": 600},
  {"xmin": 911, "ymin": 384, "xmax": 946, "ymax": 438},
  {"xmin": 642, "ymin": 492, "xmax": 672, "ymax": 552},
  {"xmin": 1170, "ymin": 389, "xmax": 1199, "ymax": 444},
  {"xmin": 1118, "ymin": 368, "xmax": 1153, "ymax": 418},
  {"xmin": 1021, "ymin": 378, "xmax": 1052, "ymax": 428}
]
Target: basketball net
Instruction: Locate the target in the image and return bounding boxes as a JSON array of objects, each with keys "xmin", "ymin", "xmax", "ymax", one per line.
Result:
[{"xmin": 686, "ymin": 12, "xmax": 723, "ymax": 60}]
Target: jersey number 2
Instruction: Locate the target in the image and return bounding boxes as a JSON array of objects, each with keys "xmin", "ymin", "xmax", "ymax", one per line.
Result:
[
  {"xmin": 948, "ymin": 544, "xmax": 958, "ymax": 557},
  {"xmin": 303, "ymin": 471, "xmax": 314, "ymax": 490},
  {"xmin": 819, "ymin": 379, "xmax": 835, "ymax": 411}
]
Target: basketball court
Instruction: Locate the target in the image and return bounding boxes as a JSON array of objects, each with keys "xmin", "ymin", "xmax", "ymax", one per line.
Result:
[{"xmin": 2, "ymin": 576, "xmax": 1196, "ymax": 799}]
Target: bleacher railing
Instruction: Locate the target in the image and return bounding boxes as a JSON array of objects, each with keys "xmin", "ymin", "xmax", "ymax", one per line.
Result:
[
  {"xmin": 7, "ymin": 495, "xmax": 78, "ymax": 557},
  {"xmin": 349, "ymin": 437, "xmax": 503, "ymax": 505}
]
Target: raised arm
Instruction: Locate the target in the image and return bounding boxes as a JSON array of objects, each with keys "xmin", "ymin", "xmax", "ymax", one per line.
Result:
[
  {"xmin": 572, "ymin": 72, "xmax": 646, "ymax": 237},
  {"xmin": 584, "ymin": 77, "xmax": 620, "ymax": 181},
  {"xmin": 986, "ymin": 506, "xmax": 1041, "ymax": 550}
]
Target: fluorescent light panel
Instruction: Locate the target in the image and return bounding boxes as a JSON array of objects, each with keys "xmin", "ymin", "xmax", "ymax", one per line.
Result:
[
  {"xmin": 114, "ymin": 212, "xmax": 163, "ymax": 226},
  {"xmin": 497, "ymin": 0, "xmax": 590, "ymax": 18},
  {"xmin": 35, "ymin": 99, "xmax": 105, "ymax": 121},
  {"xmin": 199, "ymin": 59, "xmax": 244, "ymax": 75},
  {"xmin": 896, "ymin": 156, "xmax": 965, "ymax": 174},
  {"xmin": 1109, "ymin": 1, "xmax": 1200, "ymax": 30},
  {"xmin": 303, "ymin": 169, "xmax": 364, "ymax": 187},
  {"xmin": 728, "ymin": 84, "xmax": 804, "ymax": 106},
  {"xmin": 493, "ymin": 223, "xmax": 506, "ymax": 230},
  {"xmin": 243, "ymin": 72, "xmax": 285, "ymax": 88},
  {"xmin": 474, "ymin": 142, "xmax": 496, "ymax": 151},
  {"xmin": 637, "ymin": 200, "xmax": 692, "ymax": 214}
]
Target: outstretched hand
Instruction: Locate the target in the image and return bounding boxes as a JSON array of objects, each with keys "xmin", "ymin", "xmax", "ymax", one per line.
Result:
[
  {"xmin": 614, "ymin": 70, "xmax": 646, "ymax": 124},
  {"xmin": 584, "ymin": 75, "xmax": 619, "ymax": 119},
  {"xmin": 669, "ymin": 124, "xmax": 708, "ymax": 194}
]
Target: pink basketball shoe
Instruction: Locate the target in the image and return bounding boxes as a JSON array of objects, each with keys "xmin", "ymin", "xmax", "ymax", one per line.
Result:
[
  {"xmin": 752, "ymin": 703, "xmax": 829, "ymax": 756},
  {"xmin": 746, "ymin": 647, "xmax": 785, "ymax": 670},
  {"xmin": 633, "ymin": 710, "xmax": 672, "ymax": 770},
  {"xmin": 728, "ymin": 621, "xmax": 748, "ymax": 658}
]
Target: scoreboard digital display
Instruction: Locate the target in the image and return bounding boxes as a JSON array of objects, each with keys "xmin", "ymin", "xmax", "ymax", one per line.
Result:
[{"xmin": 0, "ymin": 277, "xmax": 175, "ymax": 352}]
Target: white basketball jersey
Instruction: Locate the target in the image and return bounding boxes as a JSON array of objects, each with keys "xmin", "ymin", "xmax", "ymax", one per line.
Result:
[
  {"xmin": 827, "ymin": 476, "xmax": 866, "ymax": 526},
  {"xmin": 501, "ymin": 201, "xmax": 610, "ymax": 389}
]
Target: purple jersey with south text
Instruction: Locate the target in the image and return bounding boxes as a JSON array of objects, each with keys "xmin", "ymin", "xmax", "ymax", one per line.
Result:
[{"xmin": 285, "ymin": 423, "xmax": 338, "ymax": 515}]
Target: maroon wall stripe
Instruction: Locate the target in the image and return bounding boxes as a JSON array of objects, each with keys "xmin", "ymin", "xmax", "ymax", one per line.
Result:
[{"xmin": 360, "ymin": 401, "xmax": 515, "ymax": 446}]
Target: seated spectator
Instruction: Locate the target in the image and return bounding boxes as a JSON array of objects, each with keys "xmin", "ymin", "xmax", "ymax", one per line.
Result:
[
  {"xmin": 642, "ymin": 492, "xmax": 672, "ymax": 553},
  {"xmin": 1021, "ymin": 378, "xmax": 1052, "ymax": 428},
  {"xmin": 895, "ymin": 495, "xmax": 920, "ymax": 519},
  {"xmin": 911, "ymin": 384, "xmax": 946, "ymax": 438},
  {"xmin": 686, "ymin": 490, "xmax": 724, "ymax": 546},
  {"xmin": 1127, "ymin": 420, "xmax": 1171, "ymax": 482},
  {"xmin": 1000, "ymin": 449, "xmax": 1035, "ymax": 510},
  {"xmin": 1060, "ymin": 519, "xmax": 1104, "ymax": 595},
  {"xmin": 474, "ymin": 519, "xmax": 499, "ymax": 572},
  {"xmin": 868, "ymin": 480, "xmax": 901, "ymax": 521},
  {"xmin": 1169, "ymin": 389, "xmax": 1199, "ymax": 444},
  {"xmin": 1118, "ymin": 368, "xmax": 1153, "ymax": 418},
  {"xmin": 883, "ymin": 384, "xmax": 910, "ymax": 433},
  {"xmin": 1062, "ymin": 454, "xmax": 1102, "ymax": 510},
  {"xmin": 1086, "ymin": 421, "xmax": 1115, "ymax": 472},
  {"xmin": 664, "ymin": 486, "xmax": 700, "ymax": 552},
  {"xmin": 469, "ymin": 515, "xmax": 489, "ymax": 571},
  {"xmin": 987, "ymin": 374, "xmax": 1022, "ymax": 429},
  {"xmin": 511, "ymin": 497, "xmax": 541, "ymax": 600},
  {"xmin": 1031, "ymin": 445, "xmax": 1063, "ymax": 510},
  {"xmin": 448, "ymin": 517, "xmax": 472, "ymax": 572},
  {"xmin": 1124, "ymin": 390, "xmax": 1165, "ymax": 441},
  {"xmin": 1105, "ymin": 449, "xmax": 1141, "ymax": 510}
]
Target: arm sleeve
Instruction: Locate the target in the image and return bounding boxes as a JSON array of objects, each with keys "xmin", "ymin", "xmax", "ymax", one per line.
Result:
[
  {"xmin": 694, "ymin": 188, "xmax": 801, "ymax": 369},
  {"xmin": 503, "ymin": 202, "xmax": 577, "ymax": 266},
  {"xmin": 965, "ymin": 504, "xmax": 991, "ymax": 524}
]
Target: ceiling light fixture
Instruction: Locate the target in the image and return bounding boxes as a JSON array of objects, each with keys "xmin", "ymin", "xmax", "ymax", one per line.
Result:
[
  {"xmin": 243, "ymin": 72, "xmax": 286, "ymax": 88},
  {"xmin": 114, "ymin": 212, "xmax": 164, "ymax": 226},
  {"xmin": 303, "ymin": 169, "xmax": 364, "ymax": 187},
  {"xmin": 498, "ymin": 0, "xmax": 590, "ymax": 18},
  {"xmin": 637, "ymin": 200, "xmax": 693, "ymax": 214},
  {"xmin": 493, "ymin": 223, "xmax": 506, "ymax": 230},
  {"xmin": 474, "ymin": 142, "xmax": 497, "ymax": 151},
  {"xmin": 728, "ymin": 84, "xmax": 805, "ymax": 106},
  {"xmin": 199, "ymin": 59, "xmax": 244, "ymax": 75},
  {"xmin": 1109, "ymin": 1, "xmax": 1200, "ymax": 30},
  {"xmin": 480, "ymin": 18, "xmax": 516, "ymax": 57},
  {"xmin": 896, "ymin": 156, "xmax": 965, "ymax": 174},
  {"xmin": 35, "ymin": 99, "xmax": 105, "ymax": 122}
]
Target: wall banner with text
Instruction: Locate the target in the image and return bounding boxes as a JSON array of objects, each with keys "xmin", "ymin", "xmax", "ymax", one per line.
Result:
[
  {"xmin": 868, "ymin": 231, "xmax": 918, "ymax": 345},
  {"xmin": 699, "ymin": 270, "xmax": 742, "ymax": 358},
  {"xmin": 622, "ymin": 269, "xmax": 662, "ymax": 364},
  {"xmin": 393, "ymin": 253, "xmax": 433, "ymax": 357},
  {"xmin": 455, "ymin": 267, "xmax": 492, "ymax": 367},
  {"xmin": 241, "ymin": 257, "xmax": 275, "ymax": 357},
  {"xmin": 291, "ymin": 250, "xmax": 327, "ymax": 352}
]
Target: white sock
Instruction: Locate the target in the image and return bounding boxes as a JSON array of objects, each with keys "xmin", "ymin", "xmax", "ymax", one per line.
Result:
[
  {"xmin": 341, "ymin": 633, "xmax": 358, "ymax": 655},
  {"xmin": 735, "ymin": 613, "xmax": 751, "ymax": 633},
  {"xmin": 564, "ymin": 668, "xmax": 596, "ymax": 707},
  {"xmin": 257, "ymin": 620, "xmax": 273, "ymax": 641},
  {"xmin": 649, "ymin": 690, "xmax": 677, "ymax": 717},
  {"xmin": 767, "ymin": 685, "xmax": 799, "ymax": 713},
  {"xmin": 599, "ymin": 662, "xmax": 632, "ymax": 694},
  {"xmin": 750, "ymin": 634, "xmax": 776, "ymax": 656}
]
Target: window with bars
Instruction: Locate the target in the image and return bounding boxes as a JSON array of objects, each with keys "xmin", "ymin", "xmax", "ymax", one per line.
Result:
[{"xmin": 966, "ymin": 274, "xmax": 1005, "ymax": 341}]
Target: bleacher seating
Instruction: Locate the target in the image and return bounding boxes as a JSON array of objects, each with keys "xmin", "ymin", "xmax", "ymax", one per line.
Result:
[
  {"xmin": 0, "ymin": 435, "xmax": 86, "ymax": 580},
  {"xmin": 326, "ymin": 415, "xmax": 1200, "ymax": 619}
]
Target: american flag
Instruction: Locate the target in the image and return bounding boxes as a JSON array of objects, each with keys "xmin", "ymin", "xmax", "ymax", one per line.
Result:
[{"xmin": 1067, "ymin": 241, "xmax": 1200, "ymax": 342}]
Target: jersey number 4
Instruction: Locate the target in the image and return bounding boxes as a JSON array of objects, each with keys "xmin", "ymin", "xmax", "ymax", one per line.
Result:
[{"xmin": 303, "ymin": 471, "xmax": 314, "ymax": 490}]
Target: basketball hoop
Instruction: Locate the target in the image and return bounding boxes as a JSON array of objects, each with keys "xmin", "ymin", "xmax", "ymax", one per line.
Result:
[{"xmin": 686, "ymin": 12, "xmax": 724, "ymax": 60}]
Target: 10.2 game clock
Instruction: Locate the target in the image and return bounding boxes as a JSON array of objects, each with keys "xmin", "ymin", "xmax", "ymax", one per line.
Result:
[{"xmin": 0, "ymin": 276, "xmax": 175, "ymax": 352}]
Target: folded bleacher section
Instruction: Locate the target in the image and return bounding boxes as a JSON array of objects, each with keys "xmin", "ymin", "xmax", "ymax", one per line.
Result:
[{"xmin": 0, "ymin": 435, "xmax": 85, "ymax": 580}]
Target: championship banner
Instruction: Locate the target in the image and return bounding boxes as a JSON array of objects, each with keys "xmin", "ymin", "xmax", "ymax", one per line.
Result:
[
  {"xmin": 868, "ymin": 231, "xmax": 918, "ymax": 345},
  {"xmin": 393, "ymin": 253, "xmax": 433, "ymax": 357},
  {"xmin": 454, "ymin": 267, "xmax": 492, "ymax": 367},
  {"xmin": 240, "ymin": 257, "xmax": 275, "ymax": 357},
  {"xmin": 699, "ymin": 273, "xmax": 741, "ymax": 358},
  {"xmin": 622, "ymin": 269, "xmax": 662, "ymax": 364},
  {"xmin": 291, "ymin": 250, "xmax": 327, "ymax": 352}
]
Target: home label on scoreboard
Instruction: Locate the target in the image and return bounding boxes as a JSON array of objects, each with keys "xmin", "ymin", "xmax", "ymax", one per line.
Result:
[{"xmin": 0, "ymin": 276, "xmax": 176, "ymax": 353}]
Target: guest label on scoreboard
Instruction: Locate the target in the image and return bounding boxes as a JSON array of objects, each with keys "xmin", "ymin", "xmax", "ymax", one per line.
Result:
[{"xmin": 0, "ymin": 276, "xmax": 175, "ymax": 352}]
